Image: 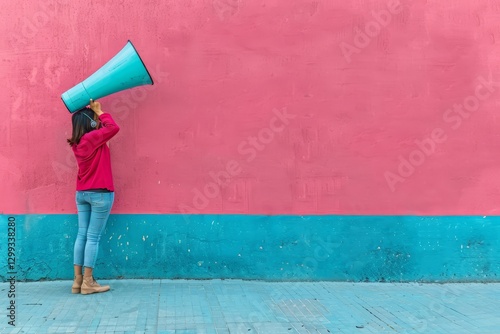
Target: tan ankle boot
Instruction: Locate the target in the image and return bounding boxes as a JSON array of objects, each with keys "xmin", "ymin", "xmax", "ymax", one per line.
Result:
[
  {"xmin": 81, "ymin": 276, "xmax": 110, "ymax": 295},
  {"xmin": 72, "ymin": 275, "xmax": 83, "ymax": 294}
]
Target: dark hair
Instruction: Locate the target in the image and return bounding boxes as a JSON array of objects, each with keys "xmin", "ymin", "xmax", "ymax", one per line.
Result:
[{"xmin": 67, "ymin": 108, "xmax": 96, "ymax": 146}]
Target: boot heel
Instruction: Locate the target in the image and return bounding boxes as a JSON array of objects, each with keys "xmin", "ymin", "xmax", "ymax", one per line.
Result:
[{"xmin": 72, "ymin": 275, "xmax": 83, "ymax": 294}]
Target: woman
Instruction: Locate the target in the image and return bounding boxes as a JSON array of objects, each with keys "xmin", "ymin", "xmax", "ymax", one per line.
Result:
[{"xmin": 67, "ymin": 99, "xmax": 120, "ymax": 294}]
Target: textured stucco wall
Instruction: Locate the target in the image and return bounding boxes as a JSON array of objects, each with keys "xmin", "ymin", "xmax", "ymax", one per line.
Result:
[
  {"xmin": 2, "ymin": 1, "xmax": 500, "ymax": 282},
  {"xmin": 2, "ymin": 0, "xmax": 500, "ymax": 215},
  {"xmin": 1, "ymin": 214, "xmax": 499, "ymax": 282}
]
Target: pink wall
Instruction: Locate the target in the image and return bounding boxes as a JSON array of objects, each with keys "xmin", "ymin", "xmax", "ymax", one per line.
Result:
[{"xmin": 2, "ymin": 0, "xmax": 500, "ymax": 215}]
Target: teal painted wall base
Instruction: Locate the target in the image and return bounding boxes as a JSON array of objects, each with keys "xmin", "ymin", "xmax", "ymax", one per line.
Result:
[{"xmin": 1, "ymin": 214, "xmax": 499, "ymax": 282}]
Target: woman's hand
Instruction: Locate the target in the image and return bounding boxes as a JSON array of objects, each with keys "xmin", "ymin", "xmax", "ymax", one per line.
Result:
[{"xmin": 89, "ymin": 99, "xmax": 104, "ymax": 116}]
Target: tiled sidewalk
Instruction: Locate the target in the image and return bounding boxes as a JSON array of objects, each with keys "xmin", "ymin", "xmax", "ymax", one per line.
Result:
[{"xmin": 0, "ymin": 279, "xmax": 498, "ymax": 333}]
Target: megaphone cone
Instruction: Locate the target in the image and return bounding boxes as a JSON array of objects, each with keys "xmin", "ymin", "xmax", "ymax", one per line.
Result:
[{"xmin": 61, "ymin": 40, "xmax": 154, "ymax": 113}]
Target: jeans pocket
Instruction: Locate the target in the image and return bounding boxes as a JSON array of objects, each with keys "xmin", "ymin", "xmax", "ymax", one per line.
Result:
[{"xmin": 89, "ymin": 192, "xmax": 104, "ymax": 205}]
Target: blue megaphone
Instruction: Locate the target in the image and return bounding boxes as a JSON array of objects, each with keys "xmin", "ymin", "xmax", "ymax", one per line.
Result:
[{"xmin": 61, "ymin": 40, "xmax": 154, "ymax": 113}]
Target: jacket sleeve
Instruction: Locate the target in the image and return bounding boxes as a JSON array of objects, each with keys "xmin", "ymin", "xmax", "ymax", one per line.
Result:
[{"xmin": 83, "ymin": 113, "xmax": 120, "ymax": 150}]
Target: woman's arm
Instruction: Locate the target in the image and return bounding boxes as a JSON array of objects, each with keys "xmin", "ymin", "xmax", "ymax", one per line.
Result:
[{"xmin": 82, "ymin": 99, "xmax": 120, "ymax": 150}]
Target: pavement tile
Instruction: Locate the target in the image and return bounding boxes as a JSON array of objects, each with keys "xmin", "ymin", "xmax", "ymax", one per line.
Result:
[{"xmin": 0, "ymin": 280, "xmax": 498, "ymax": 333}]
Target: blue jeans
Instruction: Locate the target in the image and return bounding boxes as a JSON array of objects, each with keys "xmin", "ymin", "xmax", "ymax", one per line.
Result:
[{"xmin": 74, "ymin": 191, "xmax": 114, "ymax": 268}]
